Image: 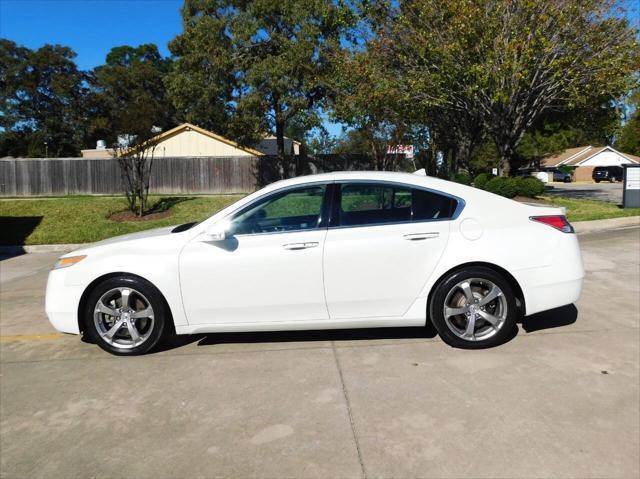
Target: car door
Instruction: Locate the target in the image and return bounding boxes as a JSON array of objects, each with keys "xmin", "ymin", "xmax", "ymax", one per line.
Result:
[
  {"xmin": 323, "ymin": 182, "xmax": 456, "ymax": 319},
  {"xmin": 179, "ymin": 184, "xmax": 330, "ymax": 324}
]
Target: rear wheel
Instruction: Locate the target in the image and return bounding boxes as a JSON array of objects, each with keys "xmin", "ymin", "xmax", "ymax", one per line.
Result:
[
  {"xmin": 429, "ymin": 267, "xmax": 517, "ymax": 349},
  {"xmin": 84, "ymin": 276, "xmax": 168, "ymax": 356}
]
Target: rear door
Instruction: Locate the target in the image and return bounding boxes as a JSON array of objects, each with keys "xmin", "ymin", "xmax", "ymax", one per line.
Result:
[{"xmin": 323, "ymin": 182, "xmax": 458, "ymax": 319}]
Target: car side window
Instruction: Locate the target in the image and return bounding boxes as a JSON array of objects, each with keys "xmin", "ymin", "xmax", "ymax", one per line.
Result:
[
  {"xmin": 230, "ymin": 185, "xmax": 326, "ymax": 235},
  {"xmin": 337, "ymin": 183, "xmax": 457, "ymax": 227}
]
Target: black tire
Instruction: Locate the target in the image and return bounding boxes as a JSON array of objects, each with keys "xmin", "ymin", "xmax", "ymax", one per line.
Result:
[
  {"xmin": 594, "ymin": 179, "xmax": 600, "ymax": 183},
  {"xmin": 83, "ymin": 275, "xmax": 168, "ymax": 356},
  {"xmin": 429, "ymin": 267, "xmax": 517, "ymax": 349}
]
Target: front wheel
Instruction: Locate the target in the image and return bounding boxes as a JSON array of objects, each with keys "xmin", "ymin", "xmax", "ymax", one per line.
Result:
[
  {"xmin": 84, "ymin": 276, "xmax": 168, "ymax": 355},
  {"xmin": 429, "ymin": 267, "xmax": 517, "ymax": 349}
]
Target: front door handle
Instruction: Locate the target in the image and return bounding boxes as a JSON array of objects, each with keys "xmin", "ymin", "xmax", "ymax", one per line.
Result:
[
  {"xmin": 282, "ymin": 242, "xmax": 319, "ymax": 250},
  {"xmin": 403, "ymin": 232, "xmax": 439, "ymax": 241}
]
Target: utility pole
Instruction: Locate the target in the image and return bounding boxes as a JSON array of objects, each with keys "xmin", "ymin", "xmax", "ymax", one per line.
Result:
[{"xmin": 44, "ymin": 141, "xmax": 48, "ymax": 158}]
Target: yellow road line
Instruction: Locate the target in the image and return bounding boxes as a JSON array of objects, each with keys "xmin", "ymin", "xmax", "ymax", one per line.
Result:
[{"xmin": 0, "ymin": 333, "xmax": 65, "ymax": 342}]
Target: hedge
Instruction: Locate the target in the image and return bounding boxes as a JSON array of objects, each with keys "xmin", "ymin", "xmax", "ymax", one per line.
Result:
[{"xmin": 480, "ymin": 175, "xmax": 545, "ymax": 198}]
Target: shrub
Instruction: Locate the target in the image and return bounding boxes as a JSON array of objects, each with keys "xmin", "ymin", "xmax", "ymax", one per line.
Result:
[
  {"xmin": 484, "ymin": 177, "xmax": 519, "ymax": 198},
  {"xmin": 516, "ymin": 176, "xmax": 545, "ymax": 197},
  {"xmin": 473, "ymin": 173, "xmax": 495, "ymax": 190},
  {"xmin": 450, "ymin": 172, "xmax": 472, "ymax": 185}
]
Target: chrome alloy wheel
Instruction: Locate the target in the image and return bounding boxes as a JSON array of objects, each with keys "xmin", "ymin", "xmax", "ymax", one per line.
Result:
[
  {"xmin": 443, "ymin": 278, "xmax": 507, "ymax": 341},
  {"xmin": 93, "ymin": 287, "xmax": 155, "ymax": 349}
]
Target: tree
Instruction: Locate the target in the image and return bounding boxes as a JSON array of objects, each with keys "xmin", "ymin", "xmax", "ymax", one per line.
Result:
[
  {"xmin": 114, "ymin": 133, "xmax": 162, "ymax": 217},
  {"xmin": 87, "ymin": 45, "xmax": 175, "ymax": 216},
  {"xmin": 168, "ymin": 0, "xmax": 355, "ymax": 178},
  {"xmin": 384, "ymin": 0, "xmax": 640, "ymax": 175},
  {"xmin": 87, "ymin": 44, "xmax": 175, "ymax": 147},
  {"xmin": 617, "ymin": 90, "xmax": 640, "ymax": 156},
  {"xmin": 0, "ymin": 40, "xmax": 87, "ymax": 157},
  {"xmin": 517, "ymin": 99, "xmax": 623, "ymax": 165},
  {"xmin": 329, "ymin": 42, "xmax": 415, "ymax": 170}
]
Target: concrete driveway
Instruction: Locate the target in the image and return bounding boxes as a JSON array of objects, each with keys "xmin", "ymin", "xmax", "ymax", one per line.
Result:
[
  {"xmin": 545, "ymin": 181, "xmax": 623, "ymax": 204},
  {"xmin": 1, "ymin": 227, "xmax": 639, "ymax": 479}
]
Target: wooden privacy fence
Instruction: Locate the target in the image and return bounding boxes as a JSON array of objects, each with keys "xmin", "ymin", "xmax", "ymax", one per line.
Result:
[
  {"xmin": 0, "ymin": 154, "xmax": 374, "ymax": 197},
  {"xmin": 0, "ymin": 156, "xmax": 261, "ymax": 196}
]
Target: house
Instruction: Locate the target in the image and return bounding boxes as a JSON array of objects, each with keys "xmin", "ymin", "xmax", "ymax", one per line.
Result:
[
  {"xmin": 81, "ymin": 123, "xmax": 299, "ymax": 159},
  {"xmin": 541, "ymin": 145, "xmax": 640, "ymax": 182},
  {"xmin": 256, "ymin": 135, "xmax": 301, "ymax": 156}
]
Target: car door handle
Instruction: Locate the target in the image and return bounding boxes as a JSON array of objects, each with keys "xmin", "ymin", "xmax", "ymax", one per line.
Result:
[
  {"xmin": 403, "ymin": 233, "xmax": 439, "ymax": 241},
  {"xmin": 282, "ymin": 242, "xmax": 319, "ymax": 250}
]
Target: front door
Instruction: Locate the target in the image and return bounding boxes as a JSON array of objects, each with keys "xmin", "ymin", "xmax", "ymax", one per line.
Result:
[{"xmin": 179, "ymin": 184, "xmax": 330, "ymax": 324}]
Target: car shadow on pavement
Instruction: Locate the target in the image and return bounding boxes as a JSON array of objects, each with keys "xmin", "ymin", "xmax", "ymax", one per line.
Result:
[
  {"xmin": 155, "ymin": 324, "xmax": 439, "ymax": 353},
  {"xmin": 153, "ymin": 306, "xmax": 577, "ymax": 353},
  {"xmin": 519, "ymin": 304, "xmax": 578, "ymax": 333}
]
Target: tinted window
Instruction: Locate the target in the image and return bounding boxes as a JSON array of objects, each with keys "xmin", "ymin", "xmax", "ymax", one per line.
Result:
[
  {"xmin": 231, "ymin": 185, "xmax": 326, "ymax": 235},
  {"xmin": 337, "ymin": 183, "xmax": 456, "ymax": 227}
]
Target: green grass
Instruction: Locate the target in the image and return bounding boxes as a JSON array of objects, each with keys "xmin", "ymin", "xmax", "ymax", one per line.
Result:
[
  {"xmin": 0, "ymin": 195, "xmax": 242, "ymax": 245},
  {"xmin": 541, "ymin": 196, "xmax": 640, "ymax": 222},
  {"xmin": 1, "ymin": 193, "xmax": 638, "ymax": 245}
]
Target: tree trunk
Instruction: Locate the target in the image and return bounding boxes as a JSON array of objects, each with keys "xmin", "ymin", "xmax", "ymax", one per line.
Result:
[{"xmin": 274, "ymin": 97, "xmax": 287, "ymax": 180}]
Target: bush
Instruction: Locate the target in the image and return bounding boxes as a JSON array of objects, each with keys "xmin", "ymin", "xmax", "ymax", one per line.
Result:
[
  {"xmin": 484, "ymin": 177, "xmax": 519, "ymax": 198},
  {"xmin": 473, "ymin": 173, "xmax": 495, "ymax": 190},
  {"xmin": 483, "ymin": 175, "xmax": 545, "ymax": 198},
  {"xmin": 451, "ymin": 172, "xmax": 472, "ymax": 185},
  {"xmin": 516, "ymin": 176, "xmax": 545, "ymax": 197}
]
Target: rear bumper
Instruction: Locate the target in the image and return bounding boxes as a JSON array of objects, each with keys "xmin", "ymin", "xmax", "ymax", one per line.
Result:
[
  {"xmin": 45, "ymin": 270, "xmax": 83, "ymax": 335},
  {"xmin": 520, "ymin": 276, "xmax": 583, "ymax": 316},
  {"xmin": 514, "ymin": 233, "xmax": 584, "ymax": 316}
]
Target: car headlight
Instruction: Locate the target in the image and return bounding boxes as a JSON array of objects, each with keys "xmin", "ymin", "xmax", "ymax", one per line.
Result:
[{"xmin": 53, "ymin": 255, "xmax": 87, "ymax": 270}]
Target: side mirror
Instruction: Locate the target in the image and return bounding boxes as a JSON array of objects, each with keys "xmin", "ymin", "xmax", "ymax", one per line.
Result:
[{"xmin": 204, "ymin": 220, "xmax": 232, "ymax": 241}]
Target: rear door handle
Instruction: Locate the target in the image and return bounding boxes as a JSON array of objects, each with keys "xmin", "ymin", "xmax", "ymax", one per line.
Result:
[
  {"xmin": 403, "ymin": 232, "xmax": 439, "ymax": 241},
  {"xmin": 282, "ymin": 242, "xmax": 319, "ymax": 250}
]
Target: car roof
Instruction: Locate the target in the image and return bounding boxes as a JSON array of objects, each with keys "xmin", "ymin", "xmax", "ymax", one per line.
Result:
[{"xmin": 265, "ymin": 170, "xmax": 466, "ymax": 195}]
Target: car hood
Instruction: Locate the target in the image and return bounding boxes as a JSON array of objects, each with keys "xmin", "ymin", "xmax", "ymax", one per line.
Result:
[{"xmin": 63, "ymin": 225, "xmax": 180, "ymax": 257}]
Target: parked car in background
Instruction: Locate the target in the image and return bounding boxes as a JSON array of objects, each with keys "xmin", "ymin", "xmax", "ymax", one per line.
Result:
[
  {"xmin": 46, "ymin": 171, "xmax": 584, "ymax": 355},
  {"xmin": 546, "ymin": 168, "xmax": 573, "ymax": 183},
  {"xmin": 592, "ymin": 166, "xmax": 624, "ymax": 183}
]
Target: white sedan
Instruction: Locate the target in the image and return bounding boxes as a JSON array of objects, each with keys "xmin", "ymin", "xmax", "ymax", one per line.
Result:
[{"xmin": 46, "ymin": 171, "xmax": 584, "ymax": 355}]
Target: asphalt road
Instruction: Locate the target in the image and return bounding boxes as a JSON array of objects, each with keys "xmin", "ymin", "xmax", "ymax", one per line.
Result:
[
  {"xmin": 545, "ymin": 181, "xmax": 624, "ymax": 204},
  {"xmin": 1, "ymin": 227, "xmax": 639, "ymax": 479}
]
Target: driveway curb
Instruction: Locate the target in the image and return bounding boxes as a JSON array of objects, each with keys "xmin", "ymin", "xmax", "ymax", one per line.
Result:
[
  {"xmin": 1, "ymin": 216, "xmax": 638, "ymax": 254},
  {"xmin": 573, "ymin": 216, "xmax": 640, "ymax": 234},
  {"xmin": 0, "ymin": 244, "xmax": 84, "ymax": 254}
]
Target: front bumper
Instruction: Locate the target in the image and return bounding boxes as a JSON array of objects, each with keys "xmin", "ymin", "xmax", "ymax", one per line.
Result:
[{"xmin": 45, "ymin": 270, "xmax": 84, "ymax": 335}]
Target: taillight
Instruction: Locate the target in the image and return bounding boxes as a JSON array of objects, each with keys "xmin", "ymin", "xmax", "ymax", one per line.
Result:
[{"xmin": 530, "ymin": 215, "xmax": 574, "ymax": 233}]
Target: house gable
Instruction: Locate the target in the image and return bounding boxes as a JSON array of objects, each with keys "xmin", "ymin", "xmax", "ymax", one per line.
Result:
[{"xmin": 151, "ymin": 123, "xmax": 263, "ymax": 157}]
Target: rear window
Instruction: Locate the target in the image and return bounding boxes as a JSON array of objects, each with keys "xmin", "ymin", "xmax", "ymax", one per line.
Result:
[{"xmin": 337, "ymin": 183, "xmax": 457, "ymax": 227}]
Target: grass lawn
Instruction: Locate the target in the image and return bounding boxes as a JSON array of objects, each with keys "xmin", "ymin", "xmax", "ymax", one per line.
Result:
[
  {"xmin": 1, "ymin": 193, "xmax": 639, "ymax": 245},
  {"xmin": 0, "ymin": 195, "xmax": 242, "ymax": 245},
  {"xmin": 540, "ymin": 196, "xmax": 640, "ymax": 222}
]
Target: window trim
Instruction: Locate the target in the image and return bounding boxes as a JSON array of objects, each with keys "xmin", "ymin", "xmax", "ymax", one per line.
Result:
[
  {"xmin": 229, "ymin": 182, "xmax": 332, "ymax": 237},
  {"xmin": 328, "ymin": 180, "xmax": 465, "ymax": 230}
]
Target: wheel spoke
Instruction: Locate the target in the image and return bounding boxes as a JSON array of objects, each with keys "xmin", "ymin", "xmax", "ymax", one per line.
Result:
[
  {"xmin": 459, "ymin": 281, "xmax": 474, "ymax": 303},
  {"xmin": 464, "ymin": 314, "xmax": 476, "ymax": 339},
  {"xmin": 126, "ymin": 321, "xmax": 141, "ymax": 342},
  {"xmin": 96, "ymin": 301, "xmax": 120, "ymax": 317},
  {"xmin": 120, "ymin": 289, "xmax": 131, "ymax": 309},
  {"xmin": 445, "ymin": 306, "xmax": 469, "ymax": 317},
  {"xmin": 479, "ymin": 285, "xmax": 502, "ymax": 306},
  {"xmin": 477, "ymin": 310, "xmax": 501, "ymax": 327},
  {"xmin": 131, "ymin": 306, "xmax": 153, "ymax": 319},
  {"xmin": 104, "ymin": 319, "xmax": 125, "ymax": 339}
]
